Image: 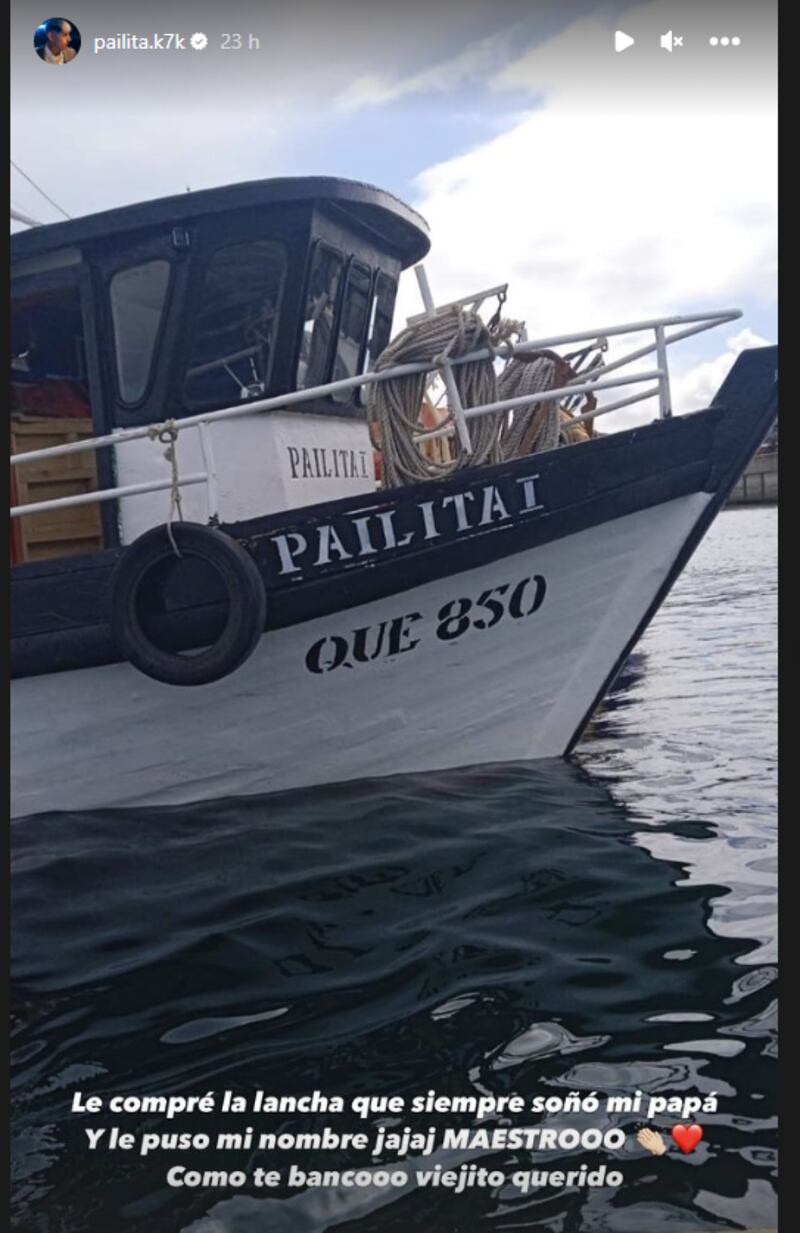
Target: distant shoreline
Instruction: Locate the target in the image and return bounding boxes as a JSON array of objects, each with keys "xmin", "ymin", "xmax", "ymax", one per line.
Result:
[{"xmin": 728, "ymin": 446, "xmax": 777, "ymax": 505}]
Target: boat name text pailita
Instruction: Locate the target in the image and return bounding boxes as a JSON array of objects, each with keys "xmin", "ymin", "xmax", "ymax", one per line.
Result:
[{"xmin": 264, "ymin": 472, "xmax": 544, "ymax": 580}]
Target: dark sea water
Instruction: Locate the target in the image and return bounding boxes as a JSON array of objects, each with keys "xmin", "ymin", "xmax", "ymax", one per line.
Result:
[{"xmin": 10, "ymin": 507, "xmax": 777, "ymax": 1233}]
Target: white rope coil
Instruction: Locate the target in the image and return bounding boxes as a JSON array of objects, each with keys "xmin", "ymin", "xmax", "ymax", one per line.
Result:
[
  {"xmin": 367, "ymin": 307, "xmax": 582, "ymax": 487},
  {"xmin": 367, "ymin": 307, "xmax": 529, "ymax": 488},
  {"xmin": 497, "ymin": 357, "xmax": 562, "ymax": 458}
]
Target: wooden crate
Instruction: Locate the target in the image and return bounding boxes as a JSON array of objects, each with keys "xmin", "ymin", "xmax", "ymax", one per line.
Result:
[{"xmin": 10, "ymin": 415, "xmax": 104, "ymax": 563}]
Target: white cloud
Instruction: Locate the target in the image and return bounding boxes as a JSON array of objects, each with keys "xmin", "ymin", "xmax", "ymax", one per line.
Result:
[
  {"xmin": 334, "ymin": 28, "xmax": 514, "ymax": 112},
  {"xmin": 400, "ymin": 104, "xmax": 775, "ymax": 326},
  {"xmin": 672, "ymin": 327, "xmax": 772, "ymax": 414}
]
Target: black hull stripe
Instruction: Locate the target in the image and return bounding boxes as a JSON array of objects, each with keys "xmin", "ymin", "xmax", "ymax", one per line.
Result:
[{"xmin": 11, "ymin": 347, "xmax": 777, "ymax": 682}]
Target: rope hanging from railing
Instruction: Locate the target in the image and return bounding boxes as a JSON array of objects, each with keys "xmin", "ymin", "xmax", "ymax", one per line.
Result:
[{"xmin": 148, "ymin": 419, "xmax": 184, "ymax": 555}]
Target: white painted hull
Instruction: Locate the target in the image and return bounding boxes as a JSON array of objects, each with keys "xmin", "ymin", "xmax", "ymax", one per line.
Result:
[{"xmin": 11, "ymin": 493, "xmax": 710, "ymax": 818}]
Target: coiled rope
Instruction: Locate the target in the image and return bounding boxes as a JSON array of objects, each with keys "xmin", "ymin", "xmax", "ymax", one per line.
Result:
[
  {"xmin": 367, "ymin": 307, "xmax": 584, "ymax": 488},
  {"xmin": 497, "ymin": 356, "xmax": 562, "ymax": 458},
  {"xmin": 367, "ymin": 307, "xmax": 521, "ymax": 489}
]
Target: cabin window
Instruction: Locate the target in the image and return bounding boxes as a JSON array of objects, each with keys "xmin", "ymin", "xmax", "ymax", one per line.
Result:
[
  {"xmin": 110, "ymin": 259, "xmax": 171, "ymax": 404},
  {"xmin": 11, "ymin": 285, "xmax": 87, "ymax": 393},
  {"xmin": 184, "ymin": 239, "xmax": 287, "ymax": 410},
  {"xmin": 364, "ymin": 272, "xmax": 396, "ymax": 371},
  {"xmin": 357, "ymin": 271, "xmax": 397, "ymax": 406},
  {"xmin": 297, "ymin": 244, "xmax": 344, "ymax": 390},
  {"xmin": 332, "ymin": 261, "xmax": 372, "ymax": 402},
  {"xmin": 11, "ymin": 283, "xmax": 104, "ymax": 563}
]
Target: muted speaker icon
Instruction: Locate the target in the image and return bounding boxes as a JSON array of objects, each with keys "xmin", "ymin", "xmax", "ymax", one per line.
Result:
[{"xmin": 660, "ymin": 30, "xmax": 683, "ymax": 51}]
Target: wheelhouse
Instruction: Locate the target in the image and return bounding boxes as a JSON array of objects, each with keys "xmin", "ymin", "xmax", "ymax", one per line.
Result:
[{"xmin": 10, "ymin": 177, "xmax": 430, "ymax": 564}]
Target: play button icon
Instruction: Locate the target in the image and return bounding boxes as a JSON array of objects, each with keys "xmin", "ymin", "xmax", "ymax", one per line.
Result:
[{"xmin": 615, "ymin": 30, "xmax": 635, "ymax": 52}]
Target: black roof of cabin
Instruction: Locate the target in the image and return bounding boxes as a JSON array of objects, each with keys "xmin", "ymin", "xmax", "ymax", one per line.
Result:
[{"xmin": 10, "ymin": 176, "xmax": 431, "ymax": 268}]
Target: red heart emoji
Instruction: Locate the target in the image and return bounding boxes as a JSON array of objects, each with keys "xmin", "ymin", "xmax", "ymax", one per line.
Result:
[{"xmin": 671, "ymin": 1123, "xmax": 703, "ymax": 1153}]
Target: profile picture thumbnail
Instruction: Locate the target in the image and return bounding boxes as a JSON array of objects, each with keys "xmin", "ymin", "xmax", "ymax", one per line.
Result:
[{"xmin": 34, "ymin": 17, "xmax": 81, "ymax": 64}]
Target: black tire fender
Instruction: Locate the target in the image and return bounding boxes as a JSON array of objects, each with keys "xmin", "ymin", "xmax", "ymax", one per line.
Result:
[{"xmin": 110, "ymin": 522, "xmax": 267, "ymax": 686}]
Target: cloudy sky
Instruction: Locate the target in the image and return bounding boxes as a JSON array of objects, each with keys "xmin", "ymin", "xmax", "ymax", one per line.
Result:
[{"xmin": 12, "ymin": 0, "xmax": 776, "ymax": 423}]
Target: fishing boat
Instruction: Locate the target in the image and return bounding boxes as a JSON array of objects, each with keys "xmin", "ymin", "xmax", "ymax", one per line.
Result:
[{"xmin": 10, "ymin": 177, "xmax": 778, "ymax": 819}]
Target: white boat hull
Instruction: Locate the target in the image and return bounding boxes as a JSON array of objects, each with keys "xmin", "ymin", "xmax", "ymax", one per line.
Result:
[{"xmin": 11, "ymin": 492, "xmax": 710, "ymax": 818}]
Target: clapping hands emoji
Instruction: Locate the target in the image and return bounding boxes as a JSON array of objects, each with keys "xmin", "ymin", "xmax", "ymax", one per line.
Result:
[{"xmin": 636, "ymin": 1126, "xmax": 668, "ymax": 1156}]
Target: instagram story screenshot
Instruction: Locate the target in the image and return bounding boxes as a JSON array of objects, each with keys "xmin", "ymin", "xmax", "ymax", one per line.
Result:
[{"xmin": 9, "ymin": 2, "xmax": 778, "ymax": 1232}]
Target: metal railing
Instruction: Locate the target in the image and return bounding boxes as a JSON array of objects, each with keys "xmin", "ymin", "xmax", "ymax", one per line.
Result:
[{"xmin": 10, "ymin": 262, "xmax": 741, "ymax": 523}]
